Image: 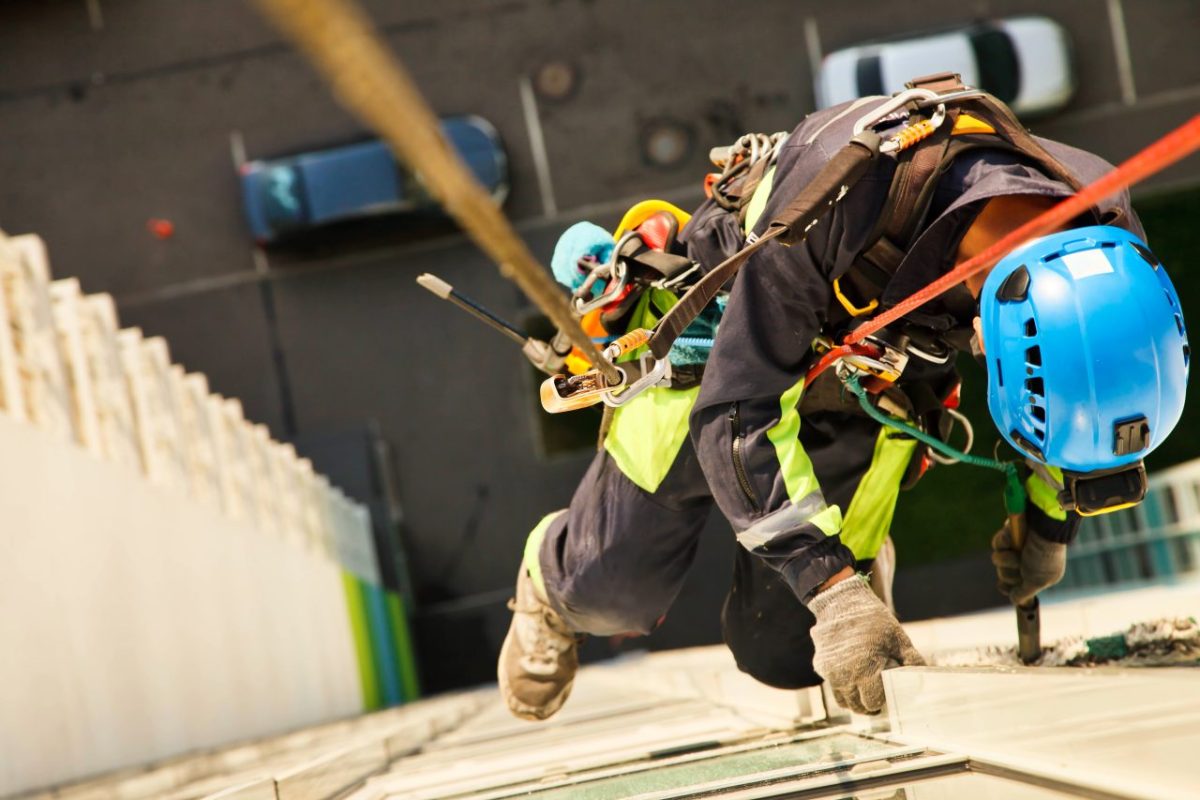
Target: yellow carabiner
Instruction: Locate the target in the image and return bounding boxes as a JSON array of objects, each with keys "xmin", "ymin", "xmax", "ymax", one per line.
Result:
[{"xmin": 833, "ymin": 277, "xmax": 879, "ymax": 317}]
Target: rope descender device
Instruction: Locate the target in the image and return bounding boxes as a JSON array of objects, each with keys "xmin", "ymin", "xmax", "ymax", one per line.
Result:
[
  {"xmin": 539, "ymin": 328, "xmax": 671, "ymax": 413},
  {"xmin": 805, "ymin": 327, "xmax": 913, "ymax": 390}
]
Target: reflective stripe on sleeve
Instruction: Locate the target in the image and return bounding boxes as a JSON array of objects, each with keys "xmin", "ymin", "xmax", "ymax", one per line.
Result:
[
  {"xmin": 743, "ymin": 165, "xmax": 777, "ymax": 235},
  {"xmin": 735, "ymin": 491, "xmax": 835, "ymax": 549}
]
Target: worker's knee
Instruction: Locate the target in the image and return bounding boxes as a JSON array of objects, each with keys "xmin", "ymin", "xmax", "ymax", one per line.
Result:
[
  {"xmin": 551, "ymin": 567, "xmax": 674, "ymax": 637},
  {"xmin": 721, "ymin": 549, "xmax": 823, "ymax": 689},
  {"xmin": 721, "ymin": 602, "xmax": 823, "ymax": 689}
]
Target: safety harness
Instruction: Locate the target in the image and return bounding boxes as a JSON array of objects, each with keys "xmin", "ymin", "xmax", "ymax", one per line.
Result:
[
  {"xmin": 544, "ymin": 73, "xmax": 1118, "ymax": 492},
  {"xmin": 544, "ymin": 75, "xmax": 1101, "ymax": 415},
  {"xmin": 652, "ymin": 73, "xmax": 1099, "ymax": 363}
]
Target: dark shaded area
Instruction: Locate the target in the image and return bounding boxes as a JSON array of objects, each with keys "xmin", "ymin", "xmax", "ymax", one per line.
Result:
[
  {"xmin": 1133, "ymin": 188, "xmax": 1200, "ymax": 472},
  {"xmin": 894, "ymin": 552, "xmax": 1001, "ymax": 620}
]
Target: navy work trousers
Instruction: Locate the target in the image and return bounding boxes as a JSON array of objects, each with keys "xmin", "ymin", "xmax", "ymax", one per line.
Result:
[{"xmin": 534, "ymin": 406, "xmax": 882, "ymax": 690}]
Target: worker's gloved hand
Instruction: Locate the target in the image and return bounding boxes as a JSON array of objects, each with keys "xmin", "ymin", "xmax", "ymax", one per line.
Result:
[
  {"xmin": 991, "ymin": 523, "xmax": 1067, "ymax": 607},
  {"xmin": 808, "ymin": 575, "xmax": 925, "ymax": 715}
]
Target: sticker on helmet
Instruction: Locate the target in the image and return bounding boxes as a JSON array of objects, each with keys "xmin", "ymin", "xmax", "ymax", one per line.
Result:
[{"xmin": 1062, "ymin": 249, "xmax": 1114, "ymax": 280}]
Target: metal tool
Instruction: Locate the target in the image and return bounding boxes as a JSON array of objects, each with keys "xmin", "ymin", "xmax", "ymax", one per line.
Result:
[
  {"xmin": 418, "ymin": 271, "xmax": 579, "ymax": 378},
  {"xmin": 417, "ymin": 273, "xmax": 528, "ymax": 344},
  {"xmin": 1008, "ymin": 509, "xmax": 1043, "ymax": 664}
]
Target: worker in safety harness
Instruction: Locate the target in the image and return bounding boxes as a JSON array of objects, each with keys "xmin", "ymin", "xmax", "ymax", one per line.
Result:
[
  {"xmin": 499, "ymin": 73, "xmax": 1189, "ymax": 719},
  {"xmin": 497, "ymin": 193, "xmax": 733, "ymax": 721}
]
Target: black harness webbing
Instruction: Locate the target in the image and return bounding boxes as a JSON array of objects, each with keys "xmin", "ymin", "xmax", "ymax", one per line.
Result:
[{"xmin": 647, "ymin": 82, "xmax": 1097, "ymax": 363}]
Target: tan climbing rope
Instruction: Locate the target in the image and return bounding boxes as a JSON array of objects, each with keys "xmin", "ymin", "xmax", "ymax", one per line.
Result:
[{"xmin": 250, "ymin": 0, "xmax": 620, "ymax": 384}]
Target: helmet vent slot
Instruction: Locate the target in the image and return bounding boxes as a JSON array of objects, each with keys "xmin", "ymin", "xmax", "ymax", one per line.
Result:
[
  {"xmin": 1025, "ymin": 346, "xmax": 1042, "ymax": 367},
  {"xmin": 1132, "ymin": 242, "xmax": 1161, "ymax": 268},
  {"xmin": 1029, "ymin": 404, "xmax": 1046, "ymax": 424},
  {"xmin": 1011, "ymin": 429, "xmax": 1045, "ymax": 460},
  {"xmin": 1025, "ymin": 377, "xmax": 1044, "ymax": 396},
  {"xmin": 1183, "ymin": 343, "xmax": 1191, "ymax": 367},
  {"xmin": 1175, "ymin": 314, "xmax": 1185, "ymax": 335},
  {"xmin": 1024, "ymin": 318, "xmax": 1038, "ymax": 336}
]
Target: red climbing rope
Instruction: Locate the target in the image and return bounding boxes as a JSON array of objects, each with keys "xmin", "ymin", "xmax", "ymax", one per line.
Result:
[{"xmin": 845, "ymin": 113, "xmax": 1200, "ymax": 345}]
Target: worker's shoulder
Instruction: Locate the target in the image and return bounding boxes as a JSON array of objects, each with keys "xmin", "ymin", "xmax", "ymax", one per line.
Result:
[{"xmin": 1034, "ymin": 135, "xmax": 1117, "ymax": 185}]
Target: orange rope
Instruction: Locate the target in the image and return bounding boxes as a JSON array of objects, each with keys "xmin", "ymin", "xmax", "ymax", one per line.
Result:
[{"xmin": 845, "ymin": 113, "xmax": 1200, "ymax": 345}]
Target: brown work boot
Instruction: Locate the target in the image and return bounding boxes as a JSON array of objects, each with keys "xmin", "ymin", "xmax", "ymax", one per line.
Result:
[{"xmin": 498, "ymin": 567, "xmax": 579, "ymax": 721}]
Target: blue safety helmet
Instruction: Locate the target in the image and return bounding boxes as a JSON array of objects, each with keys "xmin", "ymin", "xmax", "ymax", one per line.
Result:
[{"xmin": 980, "ymin": 225, "xmax": 1188, "ymax": 512}]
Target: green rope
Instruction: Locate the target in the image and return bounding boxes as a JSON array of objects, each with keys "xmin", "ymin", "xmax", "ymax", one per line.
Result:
[{"xmin": 843, "ymin": 374, "xmax": 1027, "ymax": 515}]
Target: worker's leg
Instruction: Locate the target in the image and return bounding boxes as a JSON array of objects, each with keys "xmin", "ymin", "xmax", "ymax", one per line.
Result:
[
  {"xmin": 500, "ymin": 387, "xmax": 712, "ymax": 720},
  {"xmin": 721, "ymin": 411, "xmax": 916, "ymax": 688},
  {"xmin": 533, "ymin": 387, "xmax": 713, "ymax": 635}
]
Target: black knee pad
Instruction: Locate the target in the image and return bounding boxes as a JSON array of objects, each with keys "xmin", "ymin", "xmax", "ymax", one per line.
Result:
[{"xmin": 721, "ymin": 549, "xmax": 823, "ymax": 690}]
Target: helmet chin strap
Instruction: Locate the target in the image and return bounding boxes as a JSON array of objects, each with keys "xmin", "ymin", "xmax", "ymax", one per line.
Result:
[{"xmin": 1061, "ymin": 464, "xmax": 1149, "ymax": 517}]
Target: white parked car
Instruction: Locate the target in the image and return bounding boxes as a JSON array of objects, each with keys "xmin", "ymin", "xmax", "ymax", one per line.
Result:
[{"xmin": 816, "ymin": 17, "xmax": 1075, "ymax": 116}]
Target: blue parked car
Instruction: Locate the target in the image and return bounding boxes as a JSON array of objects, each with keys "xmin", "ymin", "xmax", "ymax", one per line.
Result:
[{"xmin": 240, "ymin": 115, "xmax": 508, "ymax": 244}]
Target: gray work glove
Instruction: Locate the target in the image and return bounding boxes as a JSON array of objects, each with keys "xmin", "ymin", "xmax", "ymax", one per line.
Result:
[
  {"xmin": 808, "ymin": 576, "xmax": 925, "ymax": 715},
  {"xmin": 991, "ymin": 523, "xmax": 1067, "ymax": 607}
]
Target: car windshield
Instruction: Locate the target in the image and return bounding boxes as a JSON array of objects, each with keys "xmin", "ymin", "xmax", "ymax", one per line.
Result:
[
  {"xmin": 856, "ymin": 54, "xmax": 885, "ymax": 98},
  {"xmin": 969, "ymin": 27, "xmax": 1020, "ymax": 105},
  {"xmin": 259, "ymin": 164, "xmax": 307, "ymax": 231}
]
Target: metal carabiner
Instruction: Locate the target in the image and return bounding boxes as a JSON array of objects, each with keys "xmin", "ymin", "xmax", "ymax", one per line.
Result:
[
  {"xmin": 852, "ymin": 88, "xmax": 940, "ymax": 135},
  {"xmin": 879, "ymin": 103, "xmax": 948, "ymax": 155},
  {"xmin": 852, "ymin": 86, "xmax": 988, "ymax": 137},
  {"xmin": 653, "ymin": 261, "xmax": 701, "ymax": 291},
  {"xmin": 573, "ymin": 231, "xmax": 637, "ymax": 314},
  {"xmin": 602, "ymin": 352, "xmax": 672, "ymax": 407}
]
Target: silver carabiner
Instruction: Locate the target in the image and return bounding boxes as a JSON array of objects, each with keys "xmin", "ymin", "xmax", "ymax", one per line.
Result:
[
  {"xmin": 653, "ymin": 261, "xmax": 701, "ymax": 291},
  {"xmin": 602, "ymin": 353, "xmax": 671, "ymax": 407},
  {"xmin": 852, "ymin": 86, "xmax": 988, "ymax": 136},
  {"xmin": 573, "ymin": 231, "xmax": 638, "ymax": 314},
  {"xmin": 852, "ymin": 89, "xmax": 939, "ymax": 135}
]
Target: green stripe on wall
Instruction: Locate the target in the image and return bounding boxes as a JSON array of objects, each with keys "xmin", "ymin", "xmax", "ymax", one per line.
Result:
[
  {"xmin": 361, "ymin": 581, "xmax": 402, "ymax": 706},
  {"xmin": 386, "ymin": 591, "xmax": 421, "ymax": 701},
  {"xmin": 341, "ymin": 570, "xmax": 381, "ymax": 711}
]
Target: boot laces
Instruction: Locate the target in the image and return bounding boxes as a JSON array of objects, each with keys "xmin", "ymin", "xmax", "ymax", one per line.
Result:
[{"xmin": 507, "ymin": 597, "xmax": 575, "ymax": 667}]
